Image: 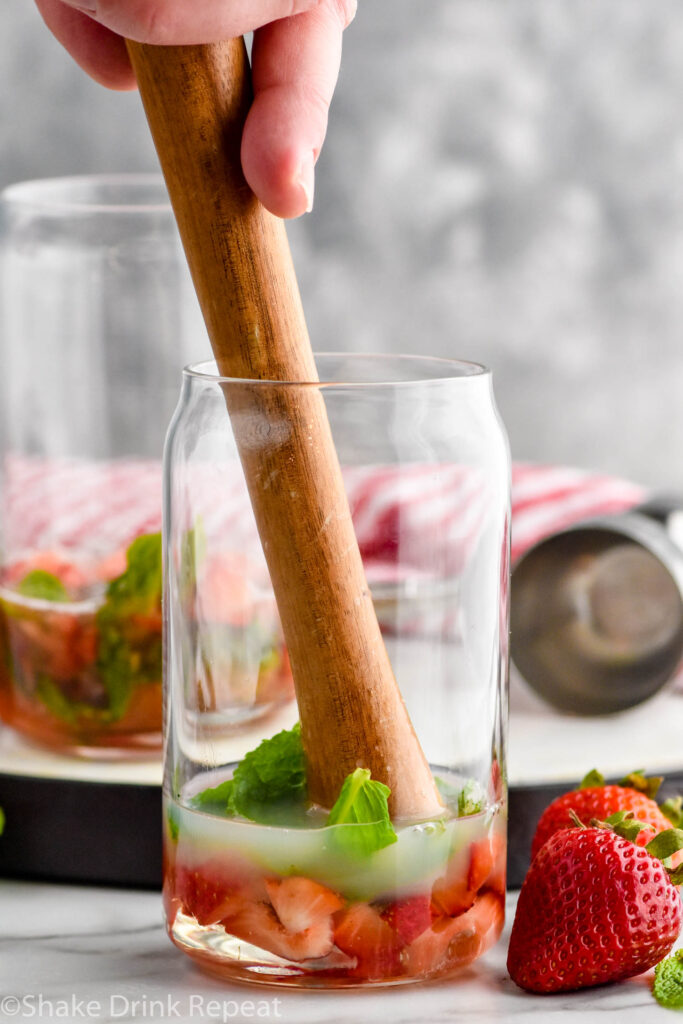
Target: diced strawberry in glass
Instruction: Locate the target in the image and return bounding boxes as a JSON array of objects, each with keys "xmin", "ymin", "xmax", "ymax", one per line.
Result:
[
  {"xmin": 227, "ymin": 899, "xmax": 336, "ymax": 961},
  {"xmin": 175, "ymin": 859, "xmax": 256, "ymax": 926},
  {"xmin": 380, "ymin": 893, "xmax": 433, "ymax": 945},
  {"xmin": 265, "ymin": 877, "xmax": 345, "ymax": 933},
  {"xmin": 333, "ymin": 903, "xmax": 403, "ymax": 980},
  {"xmin": 403, "ymin": 892, "xmax": 504, "ymax": 977},
  {"xmin": 467, "ymin": 837, "xmax": 495, "ymax": 892}
]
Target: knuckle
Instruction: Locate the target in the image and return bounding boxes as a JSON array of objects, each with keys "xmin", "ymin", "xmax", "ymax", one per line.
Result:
[
  {"xmin": 136, "ymin": 1, "xmax": 174, "ymax": 44},
  {"xmin": 327, "ymin": 0, "xmax": 357, "ymax": 29},
  {"xmin": 104, "ymin": 0, "xmax": 175, "ymax": 44},
  {"xmin": 296, "ymin": 0, "xmax": 356, "ymax": 29}
]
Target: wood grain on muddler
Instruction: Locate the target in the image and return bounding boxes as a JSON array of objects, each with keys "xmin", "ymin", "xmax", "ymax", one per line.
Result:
[{"xmin": 126, "ymin": 37, "xmax": 442, "ymax": 819}]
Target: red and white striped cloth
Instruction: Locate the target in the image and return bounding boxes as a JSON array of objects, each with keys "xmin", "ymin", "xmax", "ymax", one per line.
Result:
[
  {"xmin": 509, "ymin": 463, "xmax": 645, "ymax": 563},
  {"xmin": 1, "ymin": 455, "xmax": 645, "ymax": 568}
]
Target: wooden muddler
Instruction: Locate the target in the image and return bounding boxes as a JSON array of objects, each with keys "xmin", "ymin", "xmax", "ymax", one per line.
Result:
[{"xmin": 127, "ymin": 38, "xmax": 442, "ymax": 819}]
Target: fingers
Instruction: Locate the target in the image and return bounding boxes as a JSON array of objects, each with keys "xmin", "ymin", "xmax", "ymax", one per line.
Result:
[
  {"xmin": 242, "ymin": 0, "xmax": 356, "ymax": 218},
  {"xmin": 34, "ymin": 0, "xmax": 357, "ymax": 218},
  {"xmin": 35, "ymin": 0, "xmax": 136, "ymax": 89},
  {"xmin": 51, "ymin": 0, "xmax": 325, "ymax": 46}
]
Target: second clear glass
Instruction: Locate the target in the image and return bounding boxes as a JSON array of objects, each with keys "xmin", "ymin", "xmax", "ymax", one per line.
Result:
[{"xmin": 163, "ymin": 353, "xmax": 510, "ymax": 987}]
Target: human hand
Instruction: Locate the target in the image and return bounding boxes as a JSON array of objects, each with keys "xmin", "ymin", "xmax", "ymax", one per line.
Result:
[{"xmin": 34, "ymin": 0, "xmax": 357, "ymax": 217}]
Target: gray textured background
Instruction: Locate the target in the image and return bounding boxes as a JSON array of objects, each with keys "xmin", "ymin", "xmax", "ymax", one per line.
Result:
[{"xmin": 3, "ymin": 1, "xmax": 683, "ymax": 489}]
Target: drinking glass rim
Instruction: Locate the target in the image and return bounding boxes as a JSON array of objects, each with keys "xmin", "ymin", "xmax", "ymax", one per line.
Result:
[
  {"xmin": 183, "ymin": 353, "xmax": 491, "ymax": 389},
  {"xmin": 0, "ymin": 173, "xmax": 171, "ymax": 214}
]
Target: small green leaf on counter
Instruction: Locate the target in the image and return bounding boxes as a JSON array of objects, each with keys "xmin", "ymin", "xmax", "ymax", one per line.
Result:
[
  {"xmin": 0, "ymin": 806, "xmax": 5, "ymax": 835},
  {"xmin": 654, "ymin": 950, "xmax": 683, "ymax": 1009},
  {"xmin": 16, "ymin": 570, "xmax": 69, "ymax": 602},
  {"xmin": 328, "ymin": 768, "xmax": 398, "ymax": 857}
]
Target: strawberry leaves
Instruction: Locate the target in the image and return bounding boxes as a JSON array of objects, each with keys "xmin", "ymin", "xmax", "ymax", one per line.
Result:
[
  {"xmin": 578, "ymin": 768, "xmax": 664, "ymax": 802},
  {"xmin": 661, "ymin": 796, "xmax": 683, "ymax": 829},
  {"xmin": 579, "ymin": 769, "xmax": 605, "ymax": 789},
  {"xmin": 618, "ymin": 770, "xmax": 663, "ymax": 801}
]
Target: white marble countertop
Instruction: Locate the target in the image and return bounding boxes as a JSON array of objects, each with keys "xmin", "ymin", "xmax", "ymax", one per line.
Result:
[{"xmin": 0, "ymin": 882, "xmax": 676, "ymax": 1024}]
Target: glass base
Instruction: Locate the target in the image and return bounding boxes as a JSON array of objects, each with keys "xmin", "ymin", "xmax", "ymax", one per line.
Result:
[
  {"xmin": 167, "ymin": 896, "xmax": 504, "ymax": 989},
  {"xmin": 0, "ymin": 705, "xmax": 162, "ymax": 758}
]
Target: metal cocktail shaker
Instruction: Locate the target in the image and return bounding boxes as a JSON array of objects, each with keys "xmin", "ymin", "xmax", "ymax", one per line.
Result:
[{"xmin": 510, "ymin": 497, "xmax": 683, "ymax": 714}]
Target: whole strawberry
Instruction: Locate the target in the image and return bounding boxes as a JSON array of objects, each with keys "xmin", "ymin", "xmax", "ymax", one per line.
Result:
[
  {"xmin": 531, "ymin": 770, "xmax": 673, "ymax": 860},
  {"xmin": 508, "ymin": 815, "xmax": 683, "ymax": 993}
]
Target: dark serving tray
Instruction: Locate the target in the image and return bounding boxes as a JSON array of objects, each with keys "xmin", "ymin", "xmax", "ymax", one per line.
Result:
[{"xmin": 1, "ymin": 685, "xmax": 683, "ymax": 890}]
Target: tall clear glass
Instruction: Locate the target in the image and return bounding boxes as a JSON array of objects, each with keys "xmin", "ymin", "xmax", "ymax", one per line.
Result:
[
  {"xmin": 0, "ymin": 174, "xmax": 208, "ymax": 755},
  {"xmin": 163, "ymin": 354, "xmax": 510, "ymax": 987}
]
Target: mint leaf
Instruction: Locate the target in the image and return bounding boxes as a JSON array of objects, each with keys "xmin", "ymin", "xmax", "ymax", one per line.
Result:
[
  {"xmin": 167, "ymin": 806, "xmax": 179, "ymax": 842},
  {"xmin": 230, "ymin": 724, "xmax": 307, "ymax": 825},
  {"xmin": 16, "ymin": 570, "xmax": 68, "ymax": 602},
  {"xmin": 105, "ymin": 533, "xmax": 162, "ymax": 614},
  {"xmin": 579, "ymin": 769, "xmax": 605, "ymax": 789},
  {"xmin": 434, "ymin": 777, "xmax": 482, "ymax": 816},
  {"xmin": 193, "ymin": 779, "xmax": 235, "ymax": 813},
  {"xmin": 35, "ymin": 675, "xmax": 78, "ymax": 724},
  {"xmin": 458, "ymin": 780, "xmax": 483, "ymax": 817},
  {"xmin": 661, "ymin": 797, "xmax": 683, "ymax": 829},
  {"xmin": 95, "ymin": 532, "xmax": 162, "ymax": 721},
  {"xmin": 328, "ymin": 767, "xmax": 398, "ymax": 857},
  {"xmin": 654, "ymin": 950, "xmax": 683, "ymax": 1009}
]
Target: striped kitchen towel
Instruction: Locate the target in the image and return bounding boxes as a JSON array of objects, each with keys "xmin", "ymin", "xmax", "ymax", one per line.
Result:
[{"xmin": 0, "ymin": 455, "xmax": 646, "ymax": 568}]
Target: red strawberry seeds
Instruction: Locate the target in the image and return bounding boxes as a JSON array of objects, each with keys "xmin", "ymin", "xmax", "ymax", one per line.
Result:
[{"xmin": 508, "ymin": 826, "xmax": 682, "ymax": 993}]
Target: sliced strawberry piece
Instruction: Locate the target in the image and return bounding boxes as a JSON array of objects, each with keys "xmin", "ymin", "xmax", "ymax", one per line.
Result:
[
  {"xmin": 333, "ymin": 903, "xmax": 403, "ymax": 980},
  {"xmin": 174, "ymin": 858, "xmax": 253, "ymax": 926},
  {"xmin": 487, "ymin": 833, "xmax": 507, "ymax": 895},
  {"xmin": 404, "ymin": 891, "xmax": 504, "ymax": 978},
  {"xmin": 227, "ymin": 899, "xmax": 335, "ymax": 961},
  {"xmin": 433, "ymin": 833, "xmax": 504, "ymax": 916},
  {"xmin": 467, "ymin": 838, "xmax": 494, "ymax": 892},
  {"xmin": 431, "ymin": 850, "xmax": 477, "ymax": 917},
  {"xmin": 266, "ymin": 877, "xmax": 345, "ymax": 933},
  {"xmin": 380, "ymin": 894, "xmax": 432, "ymax": 945}
]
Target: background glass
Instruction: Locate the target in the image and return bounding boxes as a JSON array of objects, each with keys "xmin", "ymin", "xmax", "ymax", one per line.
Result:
[{"xmin": 0, "ymin": 174, "xmax": 208, "ymax": 755}]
